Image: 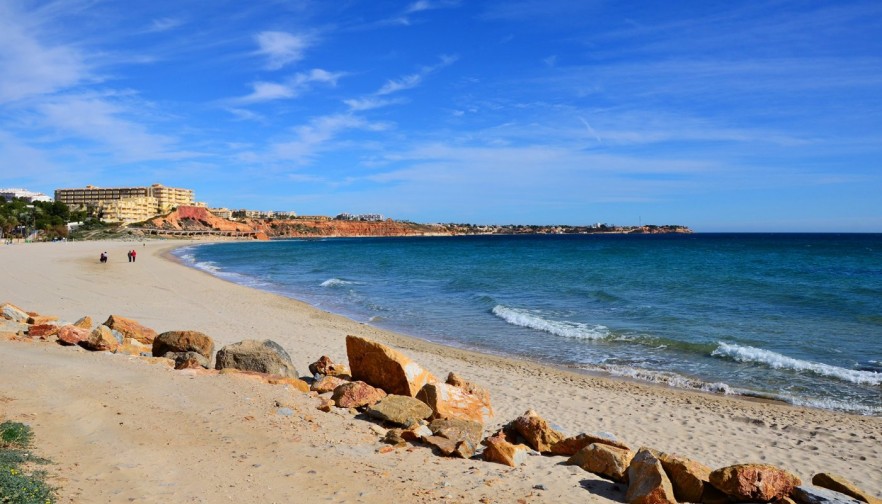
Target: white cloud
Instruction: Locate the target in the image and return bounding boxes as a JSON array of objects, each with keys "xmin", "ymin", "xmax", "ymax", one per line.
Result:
[
  {"xmin": 147, "ymin": 17, "xmax": 183, "ymax": 33},
  {"xmin": 0, "ymin": 3, "xmax": 89, "ymax": 103},
  {"xmin": 255, "ymin": 31, "xmax": 313, "ymax": 70},
  {"xmin": 272, "ymin": 114, "xmax": 389, "ymax": 163},
  {"xmin": 232, "ymin": 68, "xmax": 344, "ymax": 104},
  {"xmin": 344, "ymin": 97, "xmax": 404, "ymax": 111},
  {"xmin": 376, "ymin": 54, "xmax": 458, "ymax": 96}
]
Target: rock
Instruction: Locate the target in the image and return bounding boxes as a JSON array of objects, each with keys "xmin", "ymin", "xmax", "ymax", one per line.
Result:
[
  {"xmin": 427, "ymin": 418, "xmax": 483, "ymax": 459},
  {"xmin": 401, "ymin": 423, "xmax": 433, "ymax": 442},
  {"xmin": 317, "ymin": 398, "xmax": 334, "ymax": 412},
  {"xmin": 417, "ymin": 382, "xmax": 493, "ymax": 425},
  {"xmin": 1, "ymin": 303, "xmax": 29, "ymax": 322},
  {"xmin": 103, "ymin": 315, "xmax": 158, "ymax": 344},
  {"xmin": 215, "ymin": 339, "xmax": 298, "ymax": 378},
  {"xmin": 0, "ymin": 319, "xmax": 27, "ymax": 335},
  {"xmin": 116, "ymin": 338, "xmax": 152, "ymax": 356},
  {"xmin": 27, "ymin": 324, "xmax": 59, "ymax": 338},
  {"xmin": 331, "ymin": 381, "xmax": 387, "ymax": 409},
  {"xmin": 812, "ymin": 473, "xmax": 881, "ymax": 504},
  {"xmin": 709, "ymin": 464, "xmax": 801, "ymax": 502},
  {"xmin": 308, "ymin": 355, "xmax": 351, "ymax": 377},
  {"xmin": 446, "ymin": 372, "xmax": 492, "ymax": 408},
  {"xmin": 27, "ymin": 315, "xmax": 58, "ymax": 325},
  {"xmin": 383, "ymin": 429, "xmax": 407, "ymax": 446},
  {"xmin": 626, "ymin": 448, "xmax": 677, "ymax": 504},
  {"xmin": 167, "ymin": 351, "xmax": 210, "ymax": 369},
  {"xmin": 73, "ymin": 316, "xmax": 92, "ymax": 329},
  {"xmin": 153, "ymin": 330, "xmax": 215, "ymax": 364},
  {"xmin": 346, "ymin": 335, "xmax": 436, "ymax": 397},
  {"xmin": 80, "ymin": 325, "xmax": 120, "ymax": 352},
  {"xmin": 265, "ymin": 376, "xmax": 310, "ymax": 393},
  {"xmin": 311, "ymin": 375, "xmax": 349, "ymax": 393},
  {"xmin": 567, "ymin": 443, "xmax": 635, "ymax": 484},
  {"xmin": 793, "ymin": 486, "xmax": 865, "ymax": 504},
  {"xmin": 424, "ymin": 435, "xmax": 459, "ymax": 456},
  {"xmin": 366, "ymin": 395, "xmax": 433, "ymax": 426},
  {"xmin": 482, "ymin": 430, "xmax": 528, "ymax": 467},
  {"xmin": 505, "ymin": 409, "xmax": 565, "ymax": 453},
  {"xmin": 550, "ymin": 432, "xmax": 632, "ymax": 456},
  {"xmin": 657, "ymin": 451, "xmax": 712, "ymax": 503},
  {"xmin": 56, "ymin": 325, "xmax": 90, "ymax": 346}
]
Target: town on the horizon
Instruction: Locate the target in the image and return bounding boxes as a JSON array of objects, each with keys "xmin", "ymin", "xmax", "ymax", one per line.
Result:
[{"xmin": 0, "ymin": 183, "xmax": 692, "ymax": 239}]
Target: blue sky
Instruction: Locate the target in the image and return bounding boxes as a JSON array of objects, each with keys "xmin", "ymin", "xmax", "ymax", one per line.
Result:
[{"xmin": 1, "ymin": 0, "xmax": 881, "ymax": 231}]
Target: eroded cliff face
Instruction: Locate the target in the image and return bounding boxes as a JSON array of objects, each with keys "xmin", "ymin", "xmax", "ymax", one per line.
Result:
[
  {"xmin": 252, "ymin": 219, "xmax": 449, "ymax": 238},
  {"xmin": 146, "ymin": 206, "xmax": 254, "ymax": 232},
  {"xmin": 144, "ymin": 207, "xmax": 448, "ymax": 238}
]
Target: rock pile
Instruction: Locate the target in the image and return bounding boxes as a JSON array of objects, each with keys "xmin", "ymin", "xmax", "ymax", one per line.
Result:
[{"xmin": 2, "ymin": 301, "xmax": 879, "ymax": 504}]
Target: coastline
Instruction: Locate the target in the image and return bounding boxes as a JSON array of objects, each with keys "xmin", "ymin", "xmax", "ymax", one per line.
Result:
[{"xmin": 1, "ymin": 240, "xmax": 880, "ymax": 502}]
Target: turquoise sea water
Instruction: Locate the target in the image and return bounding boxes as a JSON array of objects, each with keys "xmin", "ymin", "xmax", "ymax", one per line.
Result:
[{"xmin": 175, "ymin": 234, "xmax": 882, "ymax": 415}]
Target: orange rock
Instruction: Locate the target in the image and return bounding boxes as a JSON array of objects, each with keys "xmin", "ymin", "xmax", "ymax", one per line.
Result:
[
  {"xmin": 331, "ymin": 381, "xmax": 387, "ymax": 408},
  {"xmin": 27, "ymin": 324, "xmax": 59, "ymax": 339},
  {"xmin": 550, "ymin": 432, "xmax": 631, "ymax": 456},
  {"xmin": 568, "ymin": 443, "xmax": 635, "ymax": 484},
  {"xmin": 27, "ymin": 315, "xmax": 58, "ymax": 325},
  {"xmin": 709, "ymin": 464, "xmax": 801, "ymax": 502},
  {"xmin": 311, "ymin": 375, "xmax": 349, "ymax": 393},
  {"xmin": 266, "ymin": 376, "xmax": 310, "ymax": 393},
  {"xmin": 657, "ymin": 451, "xmax": 712, "ymax": 503},
  {"xmin": 506, "ymin": 409, "xmax": 565, "ymax": 453},
  {"xmin": 626, "ymin": 449, "xmax": 676, "ymax": 504},
  {"xmin": 80, "ymin": 325, "xmax": 120, "ymax": 352},
  {"xmin": 308, "ymin": 355, "xmax": 351, "ymax": 378},
  {"xmin": 73, "ymin": 316, "xmax": 92, "ymax": 329},
  {"xmin": 417, "ymin": 383, "xmax": 493, "ymax": 425},
  {"xmin": 153, "ymin": 330, "xmax": 215, "ymax": 362},
  {"xmin": 57, "ymin": 325, "xmax": 90, "ymax": 346},
  {"xmin": 103, "ymin": 315, "xmax": 157, "ymax": 344},
  {"xmin": 346, "ymin": 335, "xmax": 436, "ymax": 397},
  {"xmin": 482, "ymin": 430, "xmax": 528, "ymax": 467}
]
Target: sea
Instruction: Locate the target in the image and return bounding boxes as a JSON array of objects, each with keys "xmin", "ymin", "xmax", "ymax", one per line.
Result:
[{"xmin": 174, "ymin": 233, "xmax": 882, "ymax": 416}]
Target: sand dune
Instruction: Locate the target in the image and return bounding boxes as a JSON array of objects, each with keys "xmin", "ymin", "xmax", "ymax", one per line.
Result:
[{"xmin": 1, "ymin": 240, "xmax": 879, "ymax": 503}]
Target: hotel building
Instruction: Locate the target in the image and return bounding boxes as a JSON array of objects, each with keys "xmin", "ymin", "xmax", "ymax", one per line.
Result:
[{"xmin": 54, "ymin": 183, "xmax": 195, "ymax": 223}]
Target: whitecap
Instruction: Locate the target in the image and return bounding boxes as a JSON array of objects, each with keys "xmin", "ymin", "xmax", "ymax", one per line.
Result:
[
  {"xmin": 491, "ymin": 305, "xmax": 609, "ymax": 340},
  {"xmin": 320, "ymin": 278, "xmax": 358, "ymax": 288},
  {"xmin": 711, "ymin": 342, "xmax": 882, "ymax": 386},
  {"xmin": 603, "ymin": 365, "xmax": 734, "ymax": 394}
]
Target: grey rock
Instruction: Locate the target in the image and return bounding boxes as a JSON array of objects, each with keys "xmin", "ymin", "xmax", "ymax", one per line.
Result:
[
  {"xmin": 793, "ymin": 486, "xmax": 864, "ymax": 504},
  {"xmin": 166, "ymin": 351, "xmax": 210, "ymax": 369},
  {"xmin": 366, "ymin": 395, "xmax": 433, "ymax": 426},
  {"xmin": 214, "ymin": 339, "xmax": 297, "ymax": 377}
]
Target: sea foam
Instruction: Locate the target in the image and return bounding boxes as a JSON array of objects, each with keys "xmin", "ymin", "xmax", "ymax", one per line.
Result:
[
  {"xmin": 712, "ymin": 342, "xmax": 882, "ymax": 386},
  {"xmin": 320, "ymin": 278, "xmax": 358, "ymax": 288},
  {"xmin": 492, "ymin": 305, "xmax": 609, "ymax": 340}
]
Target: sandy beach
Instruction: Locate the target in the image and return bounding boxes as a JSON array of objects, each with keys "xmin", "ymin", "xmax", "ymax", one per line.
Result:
[{"xmin": 1, "ymin": 240, "xmax": 880, "ymax": 503}]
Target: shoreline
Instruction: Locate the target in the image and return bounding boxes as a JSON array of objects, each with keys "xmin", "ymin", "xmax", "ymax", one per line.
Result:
[{"xmin": 1, "ymin": 239, "xmax": 880, "ymax": 502}]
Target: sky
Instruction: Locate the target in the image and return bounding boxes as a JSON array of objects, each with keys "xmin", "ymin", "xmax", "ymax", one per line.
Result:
[{"xmin": 1, "ymin": 0, "xmax": 881, "ymax": 232}]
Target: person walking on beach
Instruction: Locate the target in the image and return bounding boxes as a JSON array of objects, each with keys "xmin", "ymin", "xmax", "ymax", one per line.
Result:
[
  {"xmin": 131, "ymin": 249, "xmax": 137, "ymax": 262},
  {"xmin": 127, "ymin": 250, "xmax": 132, "ymax": 262},
  {"xmin": 100, "ymin": 252, "xmax": 107, "ymax": 263}
]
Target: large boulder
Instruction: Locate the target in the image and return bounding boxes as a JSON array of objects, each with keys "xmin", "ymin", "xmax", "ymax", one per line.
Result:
[
  {"xmin": 215, "ymin": 339, "xmax": 298, "ymax": 378},
  {"xmin": 331, "ymin": 381, "xmax": 387, "ymax": 409},
  {"xmin": 417, "ymin": 382, "xmax": 493, "ymax": 425},
  {"xmin": 812, "ymin": 473, "xmax": 881, "ymax": 504},
  {"xmin": 793, "ymin": 486, "xmax": 865, "ymax": 504},
  {"xmin": 308, "ymin": 355, "xmax": 351, "ymax": 378},
  {"xmin": 366, "ymin": 395, "xmax": 433, "ymax": 426},
  {"xmin": 482, "ymin": 430, "xmax": 529, "ymax": 467},
  {"xmin": 657, "ymin": 451, "xmax": 712, "ymax": 503},
  {"xmin": 103, "ymin": 315, "xmax": 157, "ymax": 344},
  {"xmin": 505, "ymin": 409, "xmax": 565, "ymax": 453},
  {"xmin": 57, "ymin": 325, "xmax": 90, "ymax": 346},
  {"xmin": 446, "ymin": 372, "xmax": 492, "ymax": 407},
  {"xmin": 80, "ymin": 325, "xmax": 120, "ymax": 352},
  {"xmin": 567, "ymin": 443, "xmax": 635, "ymax": 484},
  {"xmin": 153, "ymin": 330, "xmax": 215, "ymax": 364},
  {"xmin": 709, "ymin": 464, "xmax": 801, "ymax": 502},
  {"xmin": 626, "ymin": 449, "xmax": 677, "ymax": 504},
  {"xmin": 550, "ymin": 432, "xmax": 631, "ymax": 456},
  {"xmin": 345, "ymin": 335, "xmax": 436, "ymax": 397}
]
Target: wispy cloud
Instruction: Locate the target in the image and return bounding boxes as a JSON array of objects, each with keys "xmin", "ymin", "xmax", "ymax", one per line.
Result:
[
  {"xmin": 232, "ymin": 69, "xmax": 344, "ymax": 104},
  {"xmin": 376, "ymin": 54, "xmax": 458, "ymax": 95},
  {"xmin": 344, "ymin": 97, "xmax": 405, "ymax": 111},
  {"xmin": 271, "ymin": 114, "xmax": 389, "ymax": 164},
  {"xmin": 146, "ymin": 17, "xmax": 184, "ymax": 33},
  {"xmin": 254, "ymin": 31, "xmax": 314, "ymax": 70}
]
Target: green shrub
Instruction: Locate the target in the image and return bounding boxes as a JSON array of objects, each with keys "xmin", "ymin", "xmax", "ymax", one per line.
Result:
[{"xmin": 0, "ymin": 422, "xmax": 54, "ymax": 504}]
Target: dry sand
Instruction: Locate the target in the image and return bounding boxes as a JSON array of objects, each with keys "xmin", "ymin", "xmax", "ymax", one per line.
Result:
[{"xmin": 0, "ymin": 240, "xmax": 880, "ymax": 503}]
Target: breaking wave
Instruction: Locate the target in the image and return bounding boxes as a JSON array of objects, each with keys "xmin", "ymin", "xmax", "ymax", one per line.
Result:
[
  {"xmin": 320, "ymin": 278, "xmax": 359, "ymax": 288},
  {"xmin": 492, "ymin": 305, "xmax": 609, "ymax": 340},
  {"xmin": 602, "ymin": 365, "xmax": 735, "ymax": 394},
  {"xmin": 711, "ymin": 343, "xmax": 882, "ymax": 386}
]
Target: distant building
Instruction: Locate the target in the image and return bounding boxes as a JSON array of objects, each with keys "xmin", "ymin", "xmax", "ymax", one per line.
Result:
[
  {"xmin": 336, "ymin": 213, "xmax": 384, "ymax": 222},
  {"xmin": 208, "ymin": 207, "xmax": 233, "ymax": 220},
  {"xmin": 0, "ymin": 188, "xmax": 52, "ymax": 203},
  {"xmin": 54, "ymin": 183, "xmax": 194, "ymax": 223}
]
